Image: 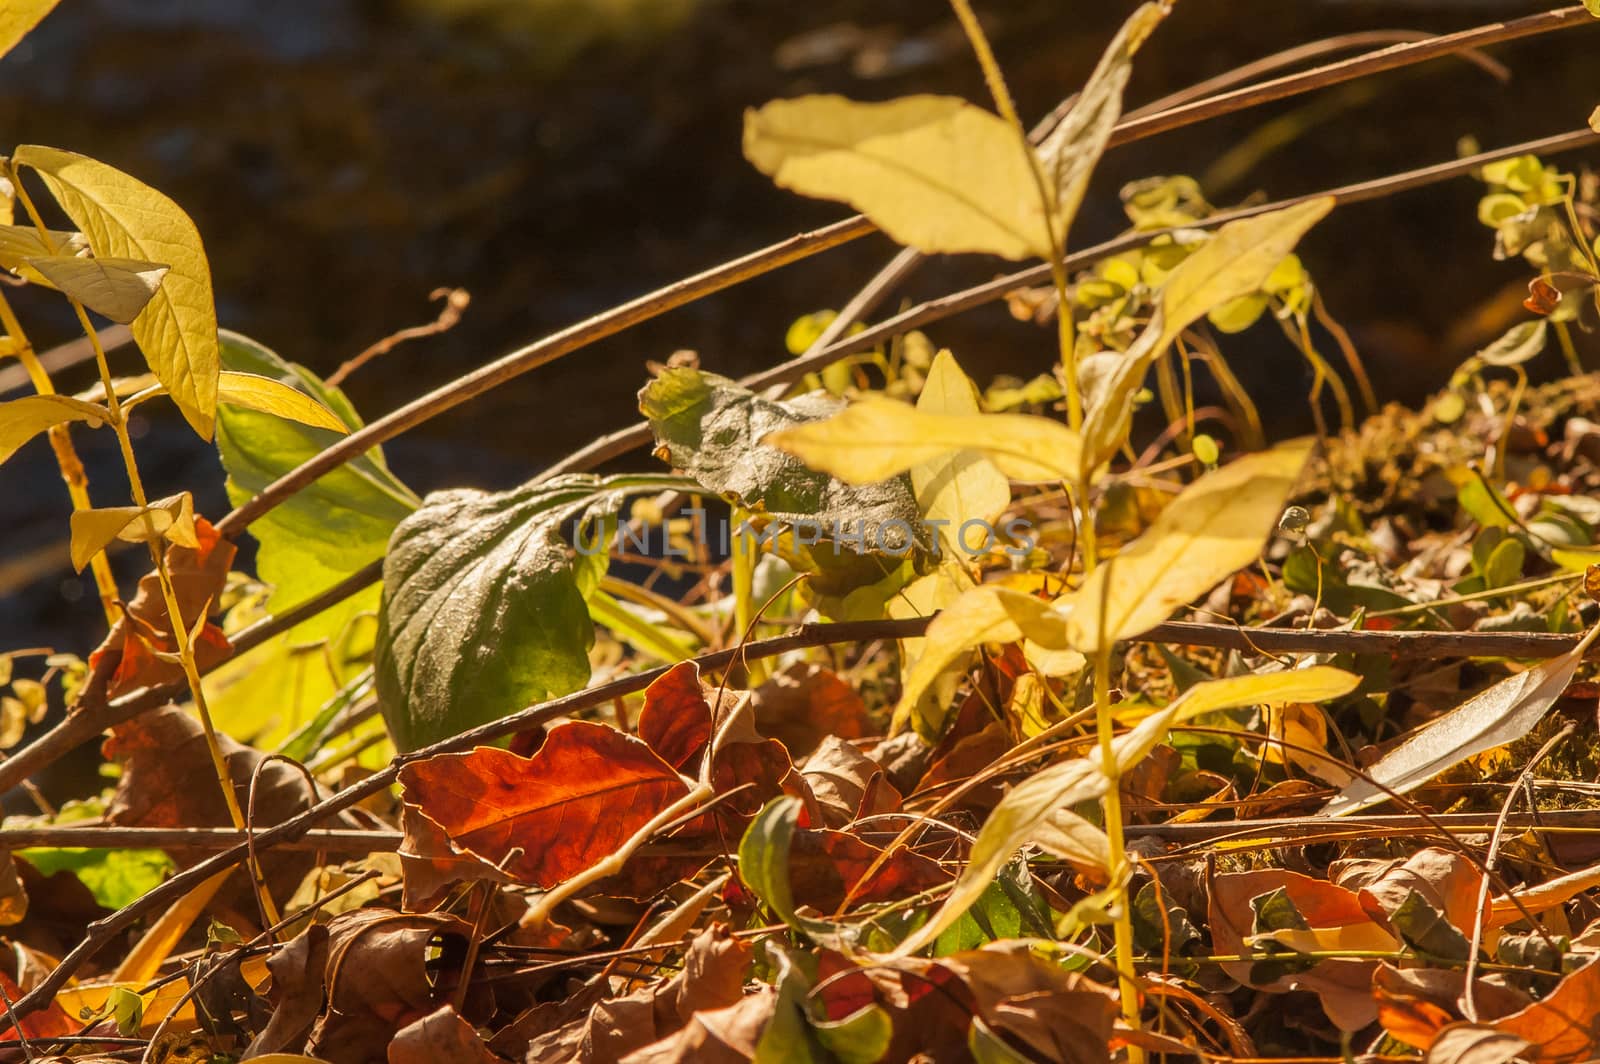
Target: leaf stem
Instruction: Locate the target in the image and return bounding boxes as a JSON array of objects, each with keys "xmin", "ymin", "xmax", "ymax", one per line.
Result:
[{"xmin": 0, "ymin": 250, "xmax": 118, "ymax": 621}]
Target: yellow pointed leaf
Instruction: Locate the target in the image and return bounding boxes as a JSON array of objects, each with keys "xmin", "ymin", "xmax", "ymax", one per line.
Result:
[
  {"xmin": 887, "ymin": 566, "xmax": 973, "ymax": 738},
  {"xmin": 14, "ymin": 145, "xmax": 221, "ymax": 438},
  {"xmin": 0, "ymin": 393, "xmax": 110, "ymax": 465},
  {"xmin": 1081, "ymin": 198, "xmax": 1335, "ymax": 471},
  {"xmin": 26, "ymin": 254, "xmax": 168, "ymax": 324},
  {"xmin": 1061, "ymin": 439, "xmax": 1314, "ymax": 653},
  {"xmin": 1039, "ymin": 3, "xmax": 1167, "ymax": 230},
  {"xmin": 1172, "ymin": 664, "xmax": 1360, "ymax": 720},
  {"xmin": 744, "ymin": 94, "xmax": 1056, "ymax": 260},
  {"xmin": 910, "ymin": 350, "xmax": 1010, "ymax": 558},
  {"xmin": 767, "ymin": 397, "xmax": 1082, "ymax": 485},
  {"xmin": 218, "ymin": 371, "xmax": 350, "ymax": 433},
  {"xmin": 68, "ymin": 492, "xmax": 197, "ymax": 572},
  {"xmin": 894, "ymin": 666, "xmax": 1356, "ymax": 956},
  {"xmin": 0, "ymin": 0, "xmax": 61, "ymax": 60},
  {"xmin": 894, "ymin": 585, "xmax": 1069, "ymax": 729}
]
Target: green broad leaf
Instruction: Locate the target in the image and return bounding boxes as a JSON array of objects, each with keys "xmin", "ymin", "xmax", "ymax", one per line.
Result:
[
  {"xmin": 14, "ymin": 145, "xmax": 221, "ymax": 438},
  {"xmin": 24, "ymin": 254, "xmax": 167, "ymax": 324},
  {"xmin": 1478, "ymin": 320, "xmax": 1548, "ymax": 367},
  {"xmin": 737, "ymin": 796, "xmax": 852, "ymax": 947},
  {"xmin": 812, "ymin": 1003, "xmax": 893, "ymax": 1064},
  {"xmin": 1080, "ymin": 197, "xmax": 1335, "ymax": 472},
  {"xmin": 376, "ymin": 473, "xmax": 676, "ymax": 751},
  {"xmin": 0, "ymin": 393, "xmax": 110, "ymax": 466},
  {"xmin": 210, "ymin": 331, "xmax": 414, "ymax": 749},
  {"xmin": 932, "ymin": 859, "xmax": 1054, "ymax": 956},
  {"xmin": 19, "ymin": 846, "xmax": 172, "ymax": 911},
  {"xmin": 0, "ymin": 0, "xmax": 62, "ymax": 61},
  {"xmin": 743, "ymin": 94, "xmax": 1057, "ymax": 261},
  {"xmin": 640, "ymin": 367, "xmax": 924, "ymax": 549},
  {"xmin": 216, "ymin": 331, "xmax": 417, "ymax": 579}
]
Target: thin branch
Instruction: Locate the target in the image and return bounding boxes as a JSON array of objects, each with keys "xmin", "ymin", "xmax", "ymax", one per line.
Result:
[
  {"xmin": 323, "ymin": 287, "xmax": 471, "ymax": 389},
  {"xmin": 216, "ymin": 11, "xmax": 1594, "ymax": 538},
  {"xmin": 538, "ymin": 125, "xmax": 1600, "ymax": 483},
  {"xmin": 0, "ymin": 825, "xmax": 399, "ymax": 851},
  {"xmin": 1109, "ymin": 6, "xmax": 1593, "ymax": 146}
]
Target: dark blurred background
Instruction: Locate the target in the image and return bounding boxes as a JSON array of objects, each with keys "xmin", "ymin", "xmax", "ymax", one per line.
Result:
[{"xmin": 2, "ymin": 0, "xmax": 1598, "ymax": 652}]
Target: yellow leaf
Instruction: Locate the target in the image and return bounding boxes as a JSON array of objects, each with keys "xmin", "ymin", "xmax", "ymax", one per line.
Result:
[
  {"xmin": 1061, "ymin": 439, "xmax": 1314, "ymax": 653},
  {"xmin": 894, "ymin": 585, "xmax": 1070, "ymax": 730},
  {"xmin": 886, "ymin": 565, "xmax": 974, "ymax": 739},
  {"xmin": 744, "ymin": 94, "xmax": 1056, "ymax": 260},
  {"xmin": 0, "ymin": 0, "xmax": 61, "ymax": 60},
  {"xmin": 68, "ymin": 492, "xmax": 197, "ymax": 572},
  {"xmin": 0, "ymin": 393, "xmax": 109, "ymax": 465},
  {"xmin": 1080, "ymin": 198, "xmax": 1335, "ymax": 471},
  {"xmin": 767, "ymin": 396, "xmax": 1082, "ymax": 485},
  {"xmin": 1590, "ymin": 105, "xmax": 1599, "ymax": 133},
  {"xmin": 1263, "ymin": 702, "xmax": 1353, "ymax": 785},
  {"xmin": 1172, "ymin": 664, "xmax": 1360, "ymax": 720},
  {"xmin": 0, "ymin": 223, "xmax": 85, "ymax": 272},
  {"xmin": 910, "ymin": 350, "xmax": 1010, "ymax": 558},
  {"xmin": 14, "ymin": 145, "xmax": 221, "ymax": 438},
  {"xmin": 894, "ymin": 665, "xmax": 1355, "ymax": 956},
  {"xmin": 25, "ymin": 254, "xmax": 168, "ymax": 324},
  {"xmin": 218, "ymin": 371, "xmax": 350, "ymax": 433},
  {"xmin": 1038, "ymin": 3, "xmax": 1167, "ymax": 232}
]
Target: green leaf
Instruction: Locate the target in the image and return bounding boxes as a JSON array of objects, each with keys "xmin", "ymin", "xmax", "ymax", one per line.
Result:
[
  {"xmin": 812, "ymin": 1003, "xmax": 893, "ymax": 1064},
  {"xmin": 753, "ymin": 943, "xmax": 829, "ymax": 1064},
  {"xmin": 1478, "ymin": 320, "xmax": 1548, "ymax": 367},
  {"xmin": 0, "ymin": 0, "xmax": 61, "ymax": 61},
  {"xmin": 1060, "ymin": 439, "xmax": 1313, "ymax": 653},
  {"xmin": 376, "ymin": 473, "xmax": 666, "ymax": 750},
  {"xmin": 19, "ymin": 846, "xmax": 172, "ymax": 911},
  {"xmin": 210, "ymin": 332, "xmax": 413, "ymax": 749},
  {"xmin": 0, "ymin": 393, "xmax": 109, "ymax": 466},
  {"xmin": 1080, "ymin": 197, "xmax": 1335, "ymax": 471},
  {"xmin": 640, "ymin": 367, "xmax": 923, "ymax": 545},
  {"xmin": 14, "ymin": 145, "xmax": 221, "ymax": 438},
  {"xmin": 1389, "ymin": 889, "xmax": 1471, "ymax": 960},
  {"xmin": 744, "ymin": 94, "xmax": 1057, "ymax": 260},
  {"xmin": 737, "ymin": 796, "xmax": 850, "ymax": 947},
  {"xmin": 216, "ymin": 331, "xmax": 416, "ymax": 580},
  {"xmin": 24, "ymin": 254, "xmax": 167, "ymax": 324}
]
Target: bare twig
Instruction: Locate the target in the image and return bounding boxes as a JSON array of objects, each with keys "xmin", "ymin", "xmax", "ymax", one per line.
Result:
[
  {"xmin": 216, "ymin": 11, "xmax": 1595, "ymax": 538},
  {"xmin": 323, "ymin": 287, "xmax": 471, "ymax": 389}
]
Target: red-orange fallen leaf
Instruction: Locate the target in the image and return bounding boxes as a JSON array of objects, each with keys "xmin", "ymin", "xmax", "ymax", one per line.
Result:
[
  {"xmin": 80, "ymin": 516, "xmax": 234, "ymax": 706},
  {"xmin": 786, "ymin": 826, "xmax": 949, "ymax": 913},
  {"xmin": 1340, "ymin": 847, "xmax": 1490, "ymax": 936},
  {"xmin": 637, "ymin": 660, "xmax": 713, "ymax": 772},
  {"xmin": 1373, "ymin": 964, "xmax": 1532, "ymax": 1051},
  {"xmin": 751, "ymin": 662, "xmax": 870, "ymax": 758},
  {"xmin": 0, "ymin": 967, "xmax": 75, "ymax": 1043},
  {"xmin": 1497, "ymin": 956, "xmax": 1600, "ymax": 1064},
  {"xmin": 399, "ymin": 720, "xmax": 689, "ymax": 889},
  {"xmin": 1209, "ymin": 868, "xmax": 1396, "ymax": 1031},
  {"xmin": 396, "ymin": 803, "xmax": 509, "ymax": 910}
]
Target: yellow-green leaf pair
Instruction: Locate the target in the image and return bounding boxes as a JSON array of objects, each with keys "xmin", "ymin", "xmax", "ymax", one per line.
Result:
[
  {"xmin": 12, "ymin": 146, "xmax": 221, "ymax": 438},
  {"xmin": 69, "ymin": 493, "xmax": 197, "ymax": 572}
]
